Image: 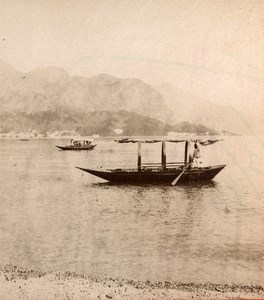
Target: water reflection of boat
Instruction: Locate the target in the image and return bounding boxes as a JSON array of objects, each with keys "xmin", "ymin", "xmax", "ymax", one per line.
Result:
[
  {"xmin": 76, "ymin": 138, "xmax": 226, "ymax": 184},
  {"xmin": 56, "ymin": 139, "xmax": 96, "ymax": 151}
]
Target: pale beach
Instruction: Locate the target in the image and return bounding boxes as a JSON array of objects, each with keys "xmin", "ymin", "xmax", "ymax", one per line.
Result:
[{"xmin": 1, "ymin": 265, "xmax": 264, "ymax": 300}]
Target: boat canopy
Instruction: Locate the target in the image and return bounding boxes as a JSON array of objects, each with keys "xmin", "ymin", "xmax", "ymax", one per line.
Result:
[{"xmin": 115, "ymin": 138, "xmax": 223, "ymax": 146}]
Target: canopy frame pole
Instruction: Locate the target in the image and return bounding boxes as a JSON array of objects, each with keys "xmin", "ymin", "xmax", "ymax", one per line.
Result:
[
  {"xmin": 137, "ymin": 141, "xmax": 142, "ymax": 171},
  {"xmin": 184, "ymin": 141, "xmax": 191, "ymax": 164},
  {"xmin": 161, "ymin": 141, "xmax": 166, "ymax": 170}
]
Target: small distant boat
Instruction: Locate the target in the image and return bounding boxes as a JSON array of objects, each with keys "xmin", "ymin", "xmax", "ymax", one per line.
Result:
[
  {"xmin": 76, "ymin": 138, "xmax": 226, "ymax": 185},
  {"xmin": 20, "ymin": 138, "xmax": 29, "ymax": 141},
  {"xmin": 56, "ymin": 139, "xmax": 96, "ymax": 151}
]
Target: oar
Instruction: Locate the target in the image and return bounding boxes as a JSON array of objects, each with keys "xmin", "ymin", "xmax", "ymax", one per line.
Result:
[{"xmin": 171, "ymin": 163, "xmax": 191, "ymax": 186}]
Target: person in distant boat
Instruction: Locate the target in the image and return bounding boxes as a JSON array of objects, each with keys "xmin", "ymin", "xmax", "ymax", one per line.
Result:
[{"xmin": 192, "ymin": 141, "xmax": 201, "ymax": 167}]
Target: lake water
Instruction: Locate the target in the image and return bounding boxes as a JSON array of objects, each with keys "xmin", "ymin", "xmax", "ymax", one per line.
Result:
[{"xmin": 0, "ymin": 136, "xmax": 263, "ymax": 285}]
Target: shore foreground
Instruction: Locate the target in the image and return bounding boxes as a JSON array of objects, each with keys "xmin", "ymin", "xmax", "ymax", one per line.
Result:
[{"xmin": 0, "ymin": 265, "xmax": 263, "ymax": 300}]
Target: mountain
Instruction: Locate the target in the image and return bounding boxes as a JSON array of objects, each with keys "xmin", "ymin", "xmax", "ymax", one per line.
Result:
[
  {"xmin": 0, "ymin": 61, "xmax": 169, "ymax": 123},
  {"xmin": 156, "ymin": 83, "xmax": 263, "ymax": 135},
  {"xmin": 0, "ymin": 59, "xmax": 262, "ymax": 135},
  {"xmin": 0, "ymin": 60, "xmax": 21, "ymax": 91}
]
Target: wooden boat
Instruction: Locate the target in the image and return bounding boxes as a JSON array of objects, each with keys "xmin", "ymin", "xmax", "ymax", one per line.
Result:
[
  {"xmin": 56, "ymin": 139, "xmax": 96, "ymax": 151},
  {"xmin": 20, "ymin": 138, "xmax": 29, "ymax": 141},
  {"xmin": 76, "ymin": 138, "xmax": 226, "ymax": 184}
]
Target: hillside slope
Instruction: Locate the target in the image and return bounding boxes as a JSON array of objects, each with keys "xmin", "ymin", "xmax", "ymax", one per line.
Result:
[
  {"xmin": 0, "ymin": 110, "xmax": 218, "ymax": 136},
  {"xmin": 156, "ymin": 83, "xmax": 262, "ymax": 135},
  {"xmin": 0, "ymin": 59, "xmax": 261, "ymax": 134}
]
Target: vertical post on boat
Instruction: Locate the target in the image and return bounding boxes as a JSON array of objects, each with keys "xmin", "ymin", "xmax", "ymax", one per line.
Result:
[
  {"xmin": 189, "ymin": 141, "xmax": 193, "ymax": 163},
  {"xmin": 137, "ymin": 141, "xmax": 142, "ymax": 171},
  {"xmin": 161, "ymin": 140, "xmax": 166, "ymax": 170},
  {"xmin": 184, "ymin": 140, "xmax": 190, "ymax": 164}
]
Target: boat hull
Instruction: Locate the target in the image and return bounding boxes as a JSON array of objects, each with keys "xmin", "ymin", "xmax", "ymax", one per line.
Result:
[
  {"xmin": 76, "ymin": 165, "xmax": 226, "ymax": 184},
  {"xmin": 56, "ymin": 145, "xmax": 96, "ymax": 151}
]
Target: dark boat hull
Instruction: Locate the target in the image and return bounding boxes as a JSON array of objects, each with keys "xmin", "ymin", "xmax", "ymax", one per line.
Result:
[
  {"xmin": 76, "ymin": 165, "xmax": 226, "ymax": 184},
  {"xmin": 56, "ymin": 145, "xmax": 96, "ymax": 151}
]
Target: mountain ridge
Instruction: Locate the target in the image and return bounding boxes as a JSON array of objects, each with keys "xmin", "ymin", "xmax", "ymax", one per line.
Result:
[
  {"xmin": 155, "ymin": 82, "xmax": 263, "ymax": 135},
  {"xmin": 0, "ymin": 59, "xmax": 262, "ymax": 135}
]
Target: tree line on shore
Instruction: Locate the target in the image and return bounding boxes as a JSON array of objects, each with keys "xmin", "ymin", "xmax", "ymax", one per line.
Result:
[{"xmin": 0, "ymin": 109, "xmax": 220, "ymax": 136}]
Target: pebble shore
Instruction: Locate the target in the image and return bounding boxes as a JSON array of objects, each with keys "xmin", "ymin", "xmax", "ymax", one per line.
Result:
[{"xmin": 0, "ymin": 265, "xmax": 263, "ymax": 300}]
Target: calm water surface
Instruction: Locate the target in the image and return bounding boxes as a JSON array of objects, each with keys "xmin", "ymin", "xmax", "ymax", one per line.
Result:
[{"xmin": 0, "ymin": 136, "xmax": 263, "ymax": 285}]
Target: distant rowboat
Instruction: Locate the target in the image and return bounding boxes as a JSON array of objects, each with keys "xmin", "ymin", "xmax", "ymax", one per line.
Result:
[
  {"xmin": 76, "ymin": 138, "xmax": 226, "ymax": 184},
  {"xmin": 56, "ymin": 139, "xmax": 96, "ymax": 151},
  {"xmin": 20, "ymin": 138, "xmax": 29, "ymax": 141}
]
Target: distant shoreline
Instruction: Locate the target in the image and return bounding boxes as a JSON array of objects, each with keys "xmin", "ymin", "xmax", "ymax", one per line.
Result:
[
  {"xmin": 0, "ymin": 133, "xmax": 243, "ymax": 140},
  {"xmin": 0, "ymin": 265, "xmax": 263, "ymax": 300}
]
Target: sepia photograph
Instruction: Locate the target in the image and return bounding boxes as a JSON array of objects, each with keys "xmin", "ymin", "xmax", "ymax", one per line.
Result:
[{"xmin": 0, "ymin": 0, "xmax": 263, "ymax": 299}]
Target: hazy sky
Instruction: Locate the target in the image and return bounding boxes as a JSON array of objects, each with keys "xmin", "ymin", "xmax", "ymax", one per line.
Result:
[{"xmin": 0, "ymin": 0, "xmax": 263, "ymax": 111}]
